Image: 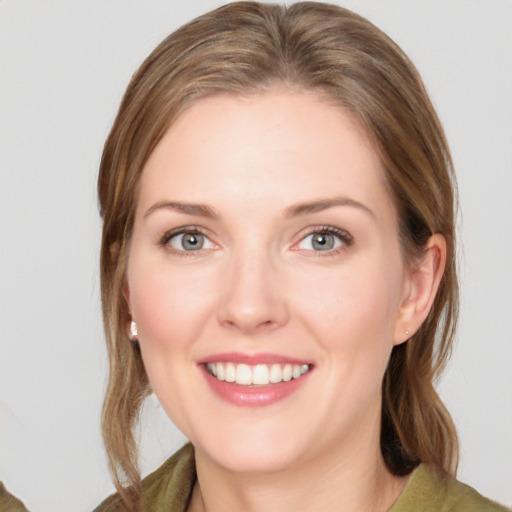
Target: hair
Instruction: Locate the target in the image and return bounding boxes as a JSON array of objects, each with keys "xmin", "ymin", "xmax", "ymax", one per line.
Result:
[{"xmin": 98, "ymin": 2, "xmax": 459, "ymax": 509}]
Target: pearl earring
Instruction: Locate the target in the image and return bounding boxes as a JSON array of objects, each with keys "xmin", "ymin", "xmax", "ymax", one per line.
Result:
[{"xmin": 129, "ymin": 320, "xmax": 138, "ymax": 341}]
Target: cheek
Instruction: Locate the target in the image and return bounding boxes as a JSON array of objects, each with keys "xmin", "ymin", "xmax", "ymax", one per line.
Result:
[
  {"xmin": 126, "ymin": 255, "xmax": 219, "ymax": 425},
  {"xmin": 295, "ymin": 254, "xmax": 404, "ymax": 357},
  {"xmin": 127, "ymin": 254, "xmax": 217, "ymax": 356}
]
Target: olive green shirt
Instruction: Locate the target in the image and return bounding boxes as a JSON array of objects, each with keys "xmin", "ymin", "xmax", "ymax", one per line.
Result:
[
  {"xmin": 0, "ymin": 482, "xmax": 30, "ymax": 512},
  {"xmin": 94, "ymin": 443, "xmax": 510, "ymax": 512}
]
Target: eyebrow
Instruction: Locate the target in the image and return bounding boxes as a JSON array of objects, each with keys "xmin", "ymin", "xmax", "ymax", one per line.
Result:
[
  {"xmin": 144, "ymin": 196, "xmax": 374, "ymax": 220},
  {"xmin": 284, "ymin": 197, "xmax": 375, "ymax": 218},
  {"xmin": 144, "ymin": 200, "xmax": 219, "ymax": 219}
]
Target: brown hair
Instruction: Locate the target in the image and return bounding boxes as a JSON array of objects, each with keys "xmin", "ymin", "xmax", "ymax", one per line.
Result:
[{"xmin": 98, "ymin": 2, "xmax": 458, "ymax": 509}]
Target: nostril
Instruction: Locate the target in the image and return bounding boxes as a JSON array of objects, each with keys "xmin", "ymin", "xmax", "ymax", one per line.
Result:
[{"xmin": 220, "ymin": 316, "xmax": 279, "ymax": 333}]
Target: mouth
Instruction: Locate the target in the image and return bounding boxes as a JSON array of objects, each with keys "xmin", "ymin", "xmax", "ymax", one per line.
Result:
[{"xmin": 205, "ymin": 362, "xmax": 311, "ymax": 386}]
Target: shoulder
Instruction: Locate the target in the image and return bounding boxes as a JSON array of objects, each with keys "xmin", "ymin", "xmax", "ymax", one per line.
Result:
[
  {"xmin": 93, "ymin": 443, "xmax": 196, "ymax": 512},
  {"xmin": 391, "ymin": 464, "xmax": 511, "ymax": 512},
  {"xmin": 0, "ymin": 482, "xmax": 30, "ymax": 512}
]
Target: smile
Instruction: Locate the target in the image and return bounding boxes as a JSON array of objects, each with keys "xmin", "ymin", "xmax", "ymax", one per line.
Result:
[{"xmin": 205, "ymin": 362, "xmax": 310, "ymax": 386}]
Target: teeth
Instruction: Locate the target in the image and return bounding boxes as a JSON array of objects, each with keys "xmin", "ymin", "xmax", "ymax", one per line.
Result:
[
  {"xmin": 252, "ymin": 364, "xmax": 269, "ymax": 385},
  {"xmin": 216, "ymin": 362, "xmax": 225, "ymax": 381},
  {"xmin": 269, "ymin": 364, "xmax": 282, "ymax": 383},
  {"xmin": 282, "ymin": 364, "xmax": 292, "ymax": 382},
  {"xmin": 236, "ymin": 363, "xmax": 252, "ymax": 385},
  {"xmin": 206, "ymin": 362, "xmax": 310, "ymax": 386},
  {"xmin": 225, "ymin": 362, "xmax": 236, "ymax": 383}
]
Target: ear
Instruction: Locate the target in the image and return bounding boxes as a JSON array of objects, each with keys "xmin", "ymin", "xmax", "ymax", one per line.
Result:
[{"xmin": 393, "ymin": 234, "xmax": 447, "ymax": 345}]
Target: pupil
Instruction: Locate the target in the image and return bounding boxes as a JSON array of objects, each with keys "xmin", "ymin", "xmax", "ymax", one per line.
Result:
[
  {"xmin": 183, "ymin": 233, "xmax": 203, "ymax": 250},
  {"xmin": 312, "ymin": 233, "xmax": 334, "ymax": 251}
]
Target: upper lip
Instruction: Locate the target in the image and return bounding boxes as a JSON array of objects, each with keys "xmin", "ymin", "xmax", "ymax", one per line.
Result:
[{"xmin": 197, "ymin": 352, "xmax": 312, "ymax": 366}]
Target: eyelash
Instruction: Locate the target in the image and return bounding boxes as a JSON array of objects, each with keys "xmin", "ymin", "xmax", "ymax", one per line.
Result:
[
  {"xmin": 158, "ymin": 225, "xmax": 353, "ymax": 256},
  {"xmin": 294, "ymin": 225, "xmax": 353, "ymax": 256},
  {"xmin": 159, "ymin": 226, "xmax": 213, "ymax": 257}
]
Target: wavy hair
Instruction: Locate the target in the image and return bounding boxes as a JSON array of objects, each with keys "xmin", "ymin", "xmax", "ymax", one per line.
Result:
[{"xmin": 98, "ymin": 2, "xmax": 458, "ymax": 509}]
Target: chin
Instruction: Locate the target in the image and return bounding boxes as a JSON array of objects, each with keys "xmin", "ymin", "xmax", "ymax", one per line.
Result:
[
  {"xmin": 200, "ymin": 422, "xmax": 328, "ymax": 476},
  {"xmin": 204, "ymin": 441, "xmax": 303, "ymax": 474}
]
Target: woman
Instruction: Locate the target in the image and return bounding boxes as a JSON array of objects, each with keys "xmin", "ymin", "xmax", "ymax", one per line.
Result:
[{"xmin": 93, "ymin": 2, "xmax": 509, "ymax": 511}]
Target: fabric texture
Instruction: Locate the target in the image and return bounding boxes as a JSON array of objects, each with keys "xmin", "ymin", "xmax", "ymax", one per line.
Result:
[
  {"xmin": 0, "ymin": 482, "xmax": 30, "ymax": 512},
  {"xmin": 93, "ymin": 444, "xmax": 196, "ymax": 512},
  {"xmin": 94, "ymin": 443, "xmax": 510, "ymax": 512},
  {"xmin": 390, "ymin": 464, "xmax": 510, "ymax": 512}
]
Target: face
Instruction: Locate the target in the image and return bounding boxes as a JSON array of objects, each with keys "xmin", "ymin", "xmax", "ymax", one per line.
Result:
[{"xmin": 126, "ymin": 91, "xmax": 411, "ymax": 473}]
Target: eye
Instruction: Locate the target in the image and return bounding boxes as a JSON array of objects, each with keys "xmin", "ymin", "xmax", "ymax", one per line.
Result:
[
  {"xmin": 296, "ymin": 227, "xmax": 352, "ymax": 252},
  {"xmin": 162, "ymin": 229, "xmax": 216, "ymax": 252}
]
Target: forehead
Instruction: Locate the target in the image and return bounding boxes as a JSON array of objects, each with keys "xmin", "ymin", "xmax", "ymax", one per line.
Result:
[{"xmin": 137, "ymin": 91, "xmax": 394, "ymax": 219}]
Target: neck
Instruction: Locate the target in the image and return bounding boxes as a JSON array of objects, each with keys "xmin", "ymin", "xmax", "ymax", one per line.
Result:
[{"xmin": 188, "ymin": 420, "xmax": 409, "ymax": 512}]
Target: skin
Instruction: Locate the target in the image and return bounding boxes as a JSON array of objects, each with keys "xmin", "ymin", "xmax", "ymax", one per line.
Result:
[{"xmin": 126, "ymin": 91, "xmax": 446, "ymax": 512}]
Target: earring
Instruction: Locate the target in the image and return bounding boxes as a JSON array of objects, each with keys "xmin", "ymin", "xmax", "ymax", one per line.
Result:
[
  {"xmin": 129, "ymin": 320, "xmax": 138, "ymax": 341},
  {"xmin": 405, "ymin": 329, "xmax": 410, "ymax": 335}
]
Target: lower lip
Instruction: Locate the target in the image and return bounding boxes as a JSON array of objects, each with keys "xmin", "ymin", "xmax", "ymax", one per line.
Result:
[{"xmin": 201, "ymin": 366, "xmax": 311, "ymax": 407}]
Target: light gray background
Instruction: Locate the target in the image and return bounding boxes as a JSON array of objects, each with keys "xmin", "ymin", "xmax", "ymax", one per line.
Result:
[{"xmin": 1, "ymin": 1, "xmax": 511, "ymax": 510}]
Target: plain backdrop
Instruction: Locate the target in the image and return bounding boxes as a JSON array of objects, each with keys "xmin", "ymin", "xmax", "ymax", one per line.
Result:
[{"xmin": 1, "ymin": 1, "xmax": 511, "ymax": 510}]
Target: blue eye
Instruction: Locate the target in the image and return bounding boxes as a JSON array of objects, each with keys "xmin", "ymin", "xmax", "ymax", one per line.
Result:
[
  {"xmin": 165, "ymin": 231, "xmax": 215, "ymax": 252},
  {"xmin": 297, "ymin": 228, "xmax": 352, "ymax": 252}
]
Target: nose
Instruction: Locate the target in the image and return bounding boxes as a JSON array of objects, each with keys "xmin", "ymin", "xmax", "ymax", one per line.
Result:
[{"xmin": 217, "ymin": 248, "xmax": 290, "ymax": 335}]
